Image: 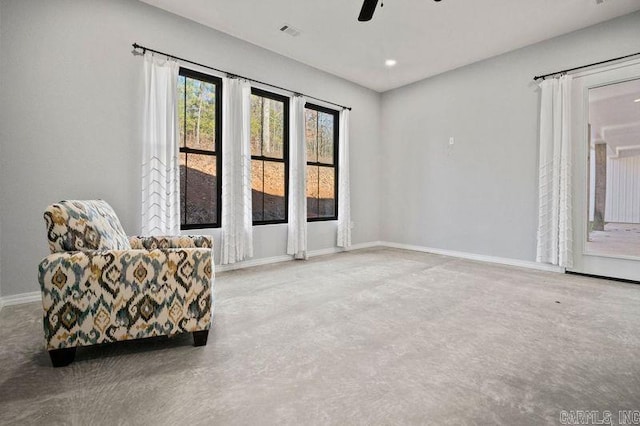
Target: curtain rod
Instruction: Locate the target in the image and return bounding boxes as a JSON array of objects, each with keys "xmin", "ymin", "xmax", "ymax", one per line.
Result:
[
  {"xmin": 132, "ymin": 43, "xmax": 352, "ymax": 111},
  {"xmin": 533, "ymin": 50, "xmax": 640, "ymax": 81}
]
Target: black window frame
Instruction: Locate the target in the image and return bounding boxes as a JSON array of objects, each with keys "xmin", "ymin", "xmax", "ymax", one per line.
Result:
[
  {"xmin": 178, "ymin": 67, "xmax": 223, "ymax": 230},
  {"xmin": 250, "ymin": 88, "xmax": 290, "ymax": 226},
  {"xmin": 305, "ymin": 103, "xmax": 339, "ymax": 222}
]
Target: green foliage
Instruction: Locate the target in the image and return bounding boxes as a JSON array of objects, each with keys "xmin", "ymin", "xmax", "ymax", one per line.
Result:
[
  {"xmin": 317, "ymin": 112, "xmax": 334, "ymax": 163},
  {"xmin": 305, "ymin": 109, "xmax": 334, "ymax": 164},
  {"xmin": 251, "ymin": 94, "xmax": 284, "ymax": 158},
  {"xmin": 178, "ymin": 76, "xmax": 216, "ymax": 150}
]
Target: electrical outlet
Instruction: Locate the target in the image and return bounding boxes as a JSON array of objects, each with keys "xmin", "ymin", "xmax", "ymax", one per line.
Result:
[{"xmin": 449, "ymin": 137, "xmax": 455, "ymax": 145}]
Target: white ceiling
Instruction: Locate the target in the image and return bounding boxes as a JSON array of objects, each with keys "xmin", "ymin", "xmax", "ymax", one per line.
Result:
[
  {"xmin": 590, "ymin": 78, "xmax": 640, "ymax": 158},
  {"xmin": 140, "ymin": 0, "xmax": 640, "ymax": 92}
]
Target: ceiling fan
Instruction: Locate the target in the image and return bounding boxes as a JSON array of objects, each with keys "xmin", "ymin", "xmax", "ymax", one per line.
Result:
[{"xmin": 358, "ymin": 0, "xmax": 442, "ymax": 22}]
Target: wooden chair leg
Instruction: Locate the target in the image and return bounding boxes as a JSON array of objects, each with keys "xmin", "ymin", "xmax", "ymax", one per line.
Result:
[
  {"xmin": 49, "ymin": 347, "xmax": 76, "ymax": 367},
  {"xmin": 193, "ymin": 330, "xmax": 209, "ymax": 347}
]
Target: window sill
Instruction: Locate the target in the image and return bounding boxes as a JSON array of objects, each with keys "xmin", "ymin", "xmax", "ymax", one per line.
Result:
[{"xmin": 307, "ymin": 218, "xmax": 338, "ymax": 223}]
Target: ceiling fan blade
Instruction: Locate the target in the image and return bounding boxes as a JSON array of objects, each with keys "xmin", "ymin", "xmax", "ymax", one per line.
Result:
[{"xmin": 358, "ymin": 0, "xmax": 379, "ymax": 22}]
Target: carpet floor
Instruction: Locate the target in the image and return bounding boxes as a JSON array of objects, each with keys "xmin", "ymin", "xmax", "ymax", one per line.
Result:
[{"xmin": 1, "ymin": 248, "xmax": 639, "ymax": 425}]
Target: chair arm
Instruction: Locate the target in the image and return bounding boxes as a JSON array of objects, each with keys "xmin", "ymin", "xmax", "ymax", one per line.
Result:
[
  {"xmin": 128, "ymin": 235, "xmax": 213, "ymax": 250},
  {"xmin": 38, "ymin": 248, "xmax": 213, "ymax": 349}
]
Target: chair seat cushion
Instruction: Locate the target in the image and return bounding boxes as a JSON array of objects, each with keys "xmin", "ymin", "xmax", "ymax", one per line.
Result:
[{"xmin": 44, "ymin": 200, "xmax": 131, "ymax": 252}]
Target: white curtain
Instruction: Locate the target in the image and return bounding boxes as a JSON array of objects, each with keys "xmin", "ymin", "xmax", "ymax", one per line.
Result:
[
  {"xmin": 287, "ymin": 96, "xmax": 308, "ymax": 259},
  {"xmin": 220, "ymin": 78, "xmax": 253, "ymax": 264},
  {"xmin": 536, "ymin": 75, "xmax": 573, "ymax": 268},
  {"xmin": 337, "ymin": 109, "xmax": 352, "ymax": 248},
  {"xmin": 141, "ymin": 53, "xmax": 180, "ymax": 235}
]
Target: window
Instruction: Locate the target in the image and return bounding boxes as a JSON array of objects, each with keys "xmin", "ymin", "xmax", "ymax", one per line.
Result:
[
  {"xmin": 178, "ymin": 68, "xmax": 222, "ymax": 229},
  {"xmin": 250, "ymin": 88, "xmax": 289, "ymax": 224},
  {"xmin": 305, "ymin": 104, "xmax": 339, "ymax": 220}
]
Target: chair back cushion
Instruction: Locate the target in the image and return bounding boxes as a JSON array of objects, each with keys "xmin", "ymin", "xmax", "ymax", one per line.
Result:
[{"xmin": 44, "ymin": 200, "xmax": 131, "ymax": 253}]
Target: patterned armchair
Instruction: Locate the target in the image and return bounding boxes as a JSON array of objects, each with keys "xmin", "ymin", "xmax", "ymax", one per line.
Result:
[{"xmin": 38, "ymin": 200, "xmax": 214, "ymax": 367}]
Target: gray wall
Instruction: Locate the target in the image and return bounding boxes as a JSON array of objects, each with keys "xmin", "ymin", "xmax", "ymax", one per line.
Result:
[
  {"xmin": 0, "ymin": 1, "xmax": 3, "ymax": 298},
  {"xmin": 380, "ymin": 12, "xmax": 640, "ymax": 261},
  {"xmin": 2, "ymin": 1, "xmax": 639, "ymax": 298},
  {"xmin": 0, "ymin": 0, "xmax": 382, "ymax": 297}
]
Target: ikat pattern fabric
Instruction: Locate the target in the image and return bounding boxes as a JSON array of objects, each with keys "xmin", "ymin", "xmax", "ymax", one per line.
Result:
[
  {"xmin": 39, "ymin": 248, "xmax": 212, "ymax": 350},
  {"xmin": 129, "ymin": 235, "xmax": 213, "ymax": 250},
  {"xmin": 44, "ymin": 200, "xmax": 131, "ymax": 253},
  {"xmin": 39, "ymin": 201, "xmax": 214, "ymax": 351}
]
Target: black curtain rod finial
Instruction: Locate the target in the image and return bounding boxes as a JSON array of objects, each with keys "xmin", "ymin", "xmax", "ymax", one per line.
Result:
[{"xmin": 132, "ymin": 42, "xmax": 146, "ymax": 55}]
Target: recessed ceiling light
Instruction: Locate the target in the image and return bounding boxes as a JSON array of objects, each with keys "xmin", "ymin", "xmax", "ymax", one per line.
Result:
[
  {"xmin": 634, "ymin": 98, "xmax": 640, "ymax": 103},
  {"xmin": 385, "ymin": 59, "xmax": 397, "ymax": 67}
]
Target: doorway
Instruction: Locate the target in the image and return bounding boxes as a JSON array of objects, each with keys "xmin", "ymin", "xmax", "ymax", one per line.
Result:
[{"xmin": 571, "ymin": 60, "xmax": 640, "ymax": 281}]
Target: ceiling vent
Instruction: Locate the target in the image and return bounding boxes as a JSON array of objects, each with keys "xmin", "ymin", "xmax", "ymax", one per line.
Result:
[{"xmin": 279, "ymin": 24, "xmax": 301, "ymax": 37}]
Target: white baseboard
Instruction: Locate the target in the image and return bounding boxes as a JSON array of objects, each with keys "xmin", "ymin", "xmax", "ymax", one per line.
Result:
[
  {"xmin": 0, "ymin": 240, "xmax": 562, "ymax": 308},
  {"xmin": 216, "ymin": 254, "xmax": 293, "ymax": 273},
  {"xmin": 379, "ymin": 241, "xmax": 565, "ymax": 273},
  {"xmin": 308, "ymin": 241, "xmax": 382, "ymax": 258},
  {"xmin": 0, "ymin": 291, "xmax": 41, "ymax": 310},
  {"xmin": 215, "ymin": 241, "xmax": 381, "ymax": 273}
]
